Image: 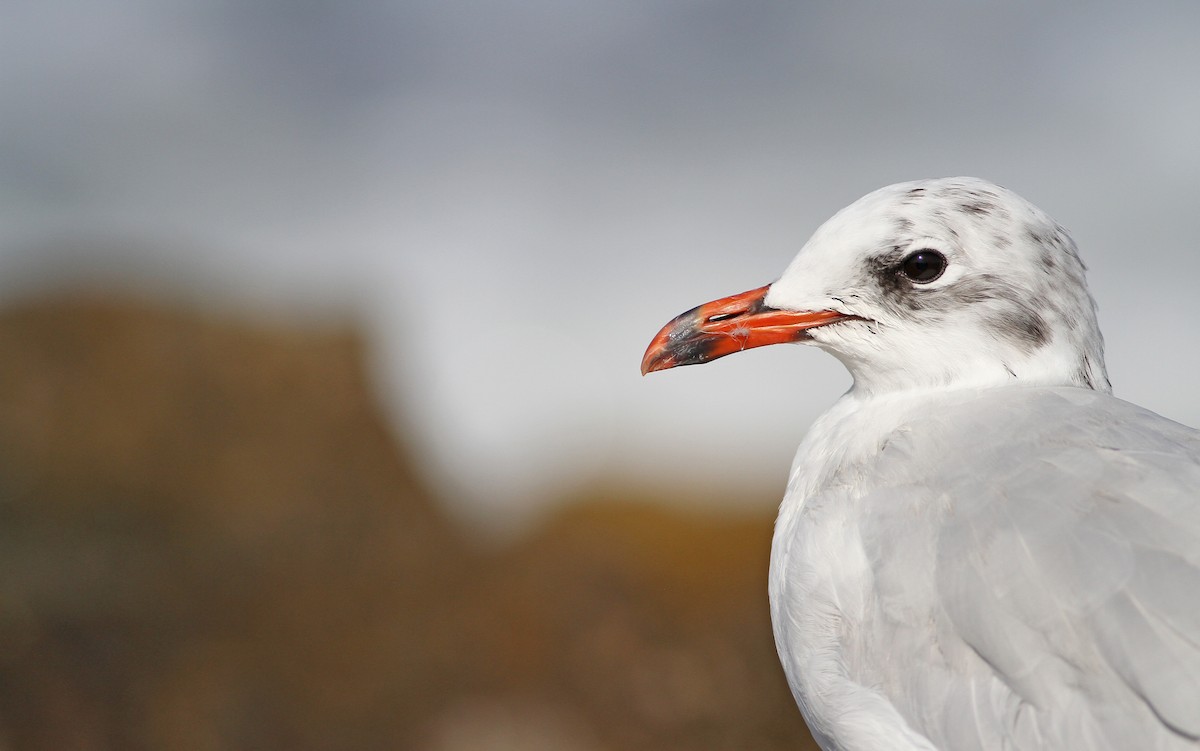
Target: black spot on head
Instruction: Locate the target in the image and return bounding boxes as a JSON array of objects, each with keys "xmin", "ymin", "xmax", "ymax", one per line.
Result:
[
  {"xmin": 987, "ymin": 306, "xmax": 1050, "ymax": 353},
  {"xmin": 1026, "ymin": 227, "xmax": 1050, "ymax": 247},
  {"xmin": 901, "ymin": 187, "xmax": 927, "ymax": 205},
  {"xmin": 865, "ymin": 245, "xmax": 922, "ymax": 308},
  {"xmin": 959, "ymin": 200, "xmax": 995, "ymax": 217},
  {"xmin": 863, "ymin": 246, "xmax": 970, "ymax": 319},
  {"xmin": 1017, "ymin": 312, "xmax": 1049, "ymax": 347},
  {"xmin": 1030, "ymin": 223, "xmax": 1087, "ymax": 277},
  {"xmin": 871, "ymin": 260, "xmax": 1050, "ymax": 336},
  {"xmin": 1052, "ymin": 223, "xmax": 1086, "ymax": 269},
  {"xmin": 894, "ymin": 216, "xmax": 915, "ymax": 235},
  {"xmin": 991, "ymin": 232, "xmax": 1012, "ymax": 250}
]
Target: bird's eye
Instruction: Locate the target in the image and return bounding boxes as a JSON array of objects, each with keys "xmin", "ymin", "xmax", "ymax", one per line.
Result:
[{"xmin": 900, "ymin": 250, "xmax": 947, "ymax": 284}]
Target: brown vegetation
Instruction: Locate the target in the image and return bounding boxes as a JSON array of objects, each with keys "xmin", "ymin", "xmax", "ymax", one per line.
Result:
[{"xmin": 0, "ymin": 295, "xmax": 816, "ymax": 750}]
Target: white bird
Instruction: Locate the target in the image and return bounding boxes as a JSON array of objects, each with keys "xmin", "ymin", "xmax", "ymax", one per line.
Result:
[{"xmin": 641, "ymin": 177, "xmax": 1200, "ymax": 750}]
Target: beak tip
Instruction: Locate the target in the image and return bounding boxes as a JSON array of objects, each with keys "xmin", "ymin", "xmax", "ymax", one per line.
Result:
[
  {"xmin": 640, "ymin": 330, "xmax": 679, "ymax": 375},
  {"xmin": 639, "ymin": 354, "xmax": 663, "ymax": 376}
]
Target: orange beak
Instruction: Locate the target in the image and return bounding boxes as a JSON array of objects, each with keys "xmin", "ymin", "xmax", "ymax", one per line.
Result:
[{"xmin": 640, "ymin": 284, "xmax": 857, "ymax": 375}]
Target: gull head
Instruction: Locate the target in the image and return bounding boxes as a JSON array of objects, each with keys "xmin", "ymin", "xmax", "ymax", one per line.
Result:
[{"xmin": 642, "ymin": 177, "xmax": 1110, "ymax": 396}]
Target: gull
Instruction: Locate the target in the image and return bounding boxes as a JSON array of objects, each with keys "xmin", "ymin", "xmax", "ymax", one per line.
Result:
[{"xmin": 640, "ymin": 178, "xmax": 1200, "ymax": 750}]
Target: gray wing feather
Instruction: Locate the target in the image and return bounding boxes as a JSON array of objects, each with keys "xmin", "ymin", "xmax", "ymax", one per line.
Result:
[{"xmin": 926, "ymin": 388, "xmax": 1200, "ymax": 745}]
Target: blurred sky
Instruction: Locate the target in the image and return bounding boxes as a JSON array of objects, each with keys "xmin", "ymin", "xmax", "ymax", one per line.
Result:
[{"xmin": 3, "ymin": 1, "xmax": 1200, "ymax": 527}]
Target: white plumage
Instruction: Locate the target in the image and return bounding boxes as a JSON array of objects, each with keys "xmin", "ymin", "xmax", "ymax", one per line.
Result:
[{"xmin": 643, "ymin": 178, "xmax": 1200, "ymax": 750}]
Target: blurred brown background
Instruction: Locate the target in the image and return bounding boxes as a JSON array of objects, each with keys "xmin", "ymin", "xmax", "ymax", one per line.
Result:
[
  {"xmin": 0, "ymin": 294, "xmax": 814, "ymax": 750},
  {"xmin": 3, "ymin": 2, "xmax": 1200, "ymax": 749}
]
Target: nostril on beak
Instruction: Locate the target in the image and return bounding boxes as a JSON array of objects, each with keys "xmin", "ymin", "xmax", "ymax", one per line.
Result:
[{"xmin": 706, "ymin": 312, "xmax": 741, "ymax": 324}]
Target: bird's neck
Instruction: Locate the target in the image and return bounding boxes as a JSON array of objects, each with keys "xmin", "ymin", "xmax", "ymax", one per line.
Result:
[
  {"xmin": 783, "ymin": 388, "xmax": 932, "ymax": 507},
  {"xmin": 785, "ymin": 377, "xmax": 1082, "ymax": 508},
  {"xmin": 831, "ymin": 342, "xmax": 1108, "ymax": 398}
]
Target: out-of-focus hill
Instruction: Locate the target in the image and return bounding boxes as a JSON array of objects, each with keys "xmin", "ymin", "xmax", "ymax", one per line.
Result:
[{"xmin": 0, "ymin": 294, "xmax": 815, "ymax": 750}]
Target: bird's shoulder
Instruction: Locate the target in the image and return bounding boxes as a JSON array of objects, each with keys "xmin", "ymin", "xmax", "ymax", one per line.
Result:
[
  {"xmin": 874, "ymin": 386, "xmax": 1200, "ymax": 747},
  {"xmin": 872, "ymin": 385, "xmax": 1200, "ymax": 486}
]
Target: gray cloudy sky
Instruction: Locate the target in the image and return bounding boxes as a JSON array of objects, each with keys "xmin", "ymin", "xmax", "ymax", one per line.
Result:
[{"xmin": 3, "ymin": 1, "xmax": 1200, "ymax": 527}]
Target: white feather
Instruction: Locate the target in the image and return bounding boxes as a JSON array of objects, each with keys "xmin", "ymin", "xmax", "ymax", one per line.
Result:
[{"xmin": 763, "ymin": 178, "xmax": 1200, "ymax": 750}]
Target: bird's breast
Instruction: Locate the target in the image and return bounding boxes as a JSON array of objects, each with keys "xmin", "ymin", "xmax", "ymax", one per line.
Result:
[{"xmin": 767, "ymin": 391, "xmax": 971, "ymax": 746}]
